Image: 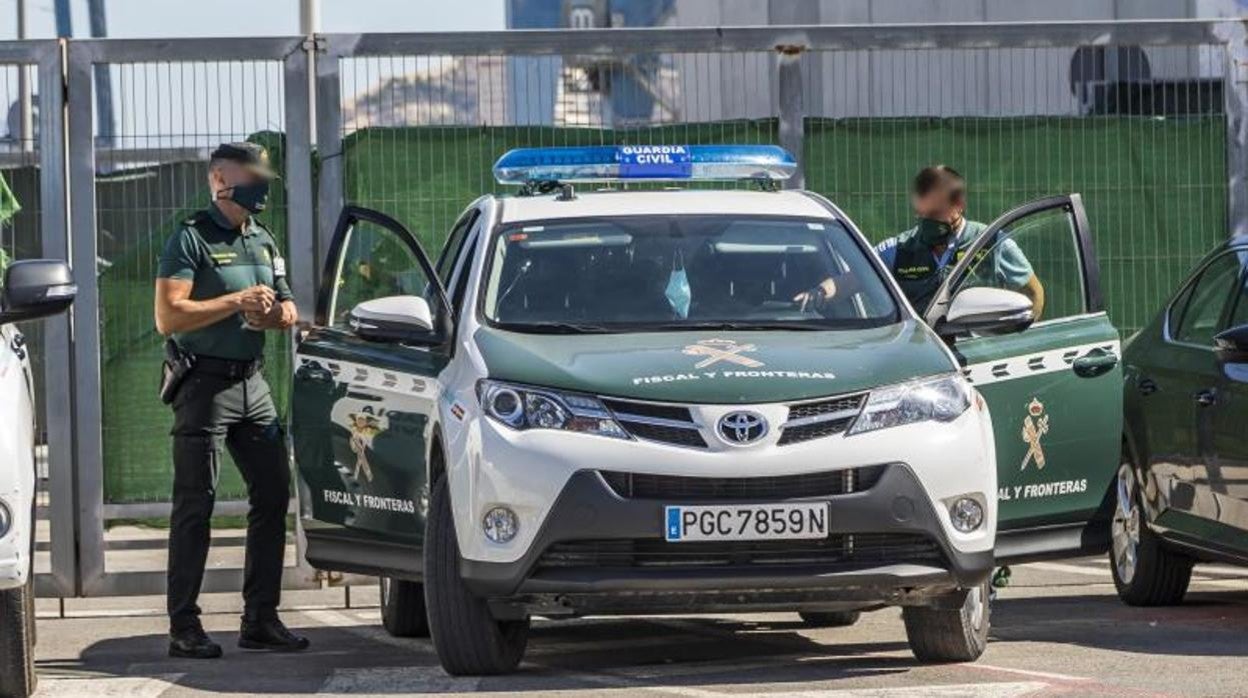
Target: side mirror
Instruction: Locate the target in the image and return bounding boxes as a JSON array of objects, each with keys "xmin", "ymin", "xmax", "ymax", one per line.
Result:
[
  {"xmin": 348, "ymin": 295, "xmax": 438, "ymax": 344},
  {"xmin": 0, "ymin": 259, "xmax": 77, "ymax": 326},
  {"xmin": 937, "ymin": 287, "xmax": 1034, "ymax": 338},
  {"xmin": 1214, "ymin": 324, "xmax": 1248, "ymax": 367}
]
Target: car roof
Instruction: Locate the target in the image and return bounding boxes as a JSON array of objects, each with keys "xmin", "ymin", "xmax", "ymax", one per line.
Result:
[{"xmin": 496, "ymin": 189, "xmax": 835, "ymax": 224}]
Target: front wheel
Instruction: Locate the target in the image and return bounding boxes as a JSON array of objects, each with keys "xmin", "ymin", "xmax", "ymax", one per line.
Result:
[
  {"xmin": 0, "ymin": 578, "xmax": 37, "ymax": 697},
  {"xmin": 424, "ymin": 477, "xmax": 529, "ymax": 675},
  {"xmin": 902, "ymin": 580, "xmax": 990, "ymax": 663},
  {"xmin": 380, "ymin": 576, "xmax": 429, "ymax": 638},
  {"xmin": 1110, "ymin": 463, "xmax": 1192, "ymax": 606}
]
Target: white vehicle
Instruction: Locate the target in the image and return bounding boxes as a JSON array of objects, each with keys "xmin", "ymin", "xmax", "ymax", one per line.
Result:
[
  {"xmin": 291, "ymin": 146, "xmax": 1121, "ymax": 675},
  {"xmin": 0, "ymin": 260, "xmax": 75, "ymax": 698}
]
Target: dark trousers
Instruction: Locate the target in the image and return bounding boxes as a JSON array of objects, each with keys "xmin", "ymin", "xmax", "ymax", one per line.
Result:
[{"xmin": 167, "ymin": 368, "xmax": 290, "ymax": 632}]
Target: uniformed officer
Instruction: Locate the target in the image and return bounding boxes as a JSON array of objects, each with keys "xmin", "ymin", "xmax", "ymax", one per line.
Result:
[
  {"xmin": 796, "ymin": 165, "xmax": 1045, "ymax": 317},
  {"xmin": 153, "ymin": 142, "xmax": 309, "ymax": 659}
]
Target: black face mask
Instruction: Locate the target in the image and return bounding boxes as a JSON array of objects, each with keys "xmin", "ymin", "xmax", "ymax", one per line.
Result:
[
  {"xmin": 222, "ymin": 181, "xmax": 270, "ymax": 214},
  {"xmin": 915, "ymin": 217, "xmax": 955, "ymax": 247}
]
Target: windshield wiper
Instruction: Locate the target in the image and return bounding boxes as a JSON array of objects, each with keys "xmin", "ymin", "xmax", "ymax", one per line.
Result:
[
  {"xmin": 642, "ymin": 321, "xmax": 828, "ymax": 332},
  {"xmin": 498, "ymin": 321, "xmax": 615, "ymax": 334}
]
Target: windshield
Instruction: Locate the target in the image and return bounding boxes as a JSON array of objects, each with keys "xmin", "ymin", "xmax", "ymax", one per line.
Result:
[{"xmin": 482, "ymin": 215, "xmax": 898, "ymax": 333}]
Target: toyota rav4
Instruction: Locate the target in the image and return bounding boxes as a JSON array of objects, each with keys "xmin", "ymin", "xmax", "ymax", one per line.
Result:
[{"xmin": 291, "ymin": 145, "xmax": 1122, "ymax": 675}]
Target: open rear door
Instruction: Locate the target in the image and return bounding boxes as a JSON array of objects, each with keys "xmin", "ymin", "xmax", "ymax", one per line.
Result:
[{"xmin": 925, "ymin": 195, "xmax": 1122, "ymax": 562}]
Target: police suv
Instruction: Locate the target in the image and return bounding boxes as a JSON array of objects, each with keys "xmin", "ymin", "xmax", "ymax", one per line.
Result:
[
  {"xmin": 0, "ymin": 260, "xmax": 75, "ymax": 697},
  {"xmin": 292, "ymin": 146, "xmax": 1123, "ymax": 675}
]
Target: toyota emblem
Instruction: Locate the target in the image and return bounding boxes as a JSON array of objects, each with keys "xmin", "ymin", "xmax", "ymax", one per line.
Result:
[{"xmin": 717, "ymin": 411, "xmax": 768, "ymax": 445}]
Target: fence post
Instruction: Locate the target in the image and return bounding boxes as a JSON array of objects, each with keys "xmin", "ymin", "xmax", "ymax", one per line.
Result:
[
  {"xmin": 315, "ymin": 35, "xmax": 347, "ymax": 276},
  {"xmin": 777, "ymin": 45, "xmax": 805, "ymax": 190},
  {"xmin": 64, "ymin": 40, "xmax": 106, "ymax": 592},
  {"xmin": 1219, "ymin": 20, "xmax": 1248, "ymax": 238},
  {"xmin": 284, "ymin": 42, "xmax": 318, "ymax": 318},
  {"xmin": 36, "ymin": 39, "xmax": 78, "ymax": 598}
]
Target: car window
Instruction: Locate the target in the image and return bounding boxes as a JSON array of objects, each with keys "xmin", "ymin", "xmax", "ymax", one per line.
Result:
[
  {"xmin": 947, "ymin": 207, "xmax": 1085, "ymax": 323},
  {"xmin": 481, "ymin": 215, "xmax": 897, "ymax": 332},
  {"xmin": 436, "ymin": 210, "xmax": 479, "ymax": 286},
  {"xmin": 328, "ymin": 220, "xmax": 434, "ymax": 330},
  {"xmin": 1171, "ymin": 251, "xmax": 1241, "ymax": 346},
  {"xmin": 1227, "ymin": 250, "xmax": 1248, "ymax": 329}
]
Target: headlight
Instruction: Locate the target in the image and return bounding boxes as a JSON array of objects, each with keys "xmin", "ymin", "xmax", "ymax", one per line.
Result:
[
  {"xmin": 0, "ymin": 499, "xmax": 11, "ymax": 539},
  {"xmin": 848, "ymin": 373, "xmax": 972, "ymax": 435},
  {"xmin": 477, "ymin": 380, "xmax": 631, "ymax": 440}
]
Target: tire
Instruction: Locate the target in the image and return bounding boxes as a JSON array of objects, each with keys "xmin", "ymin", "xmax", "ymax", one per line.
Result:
[
  {"xmin": 380, "ymin": 576, "xmax": 430, "ymax": 638},
  {"xmin": 1110, "ymin": 462, "xmax": 1193, "ymax": 606},
  {"xmin": 424, "ymin": 477, "xmax": 529, "ymax": 675},
  {"xmin": 0, "ymin": 578, "xmax": 36, "ymax": 698},
  {"xmin": 902, "ymin": 580, "xmax": 990, "ymax": 663},
  {"xmin": 798, "ymin": 610, "xmax": 861, "ymax": 627}
]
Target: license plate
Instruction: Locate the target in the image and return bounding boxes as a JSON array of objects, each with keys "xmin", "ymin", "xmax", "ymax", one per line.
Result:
[{"xmin": 664, "ymin": 502, "xmax": 830, "ymax": 542}]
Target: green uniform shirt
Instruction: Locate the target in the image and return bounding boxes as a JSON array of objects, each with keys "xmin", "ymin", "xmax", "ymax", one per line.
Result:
[
  {"xmin": 876, "ymin": 219, "xmax": 1034, "ymax": 309},
  {"xmin": 157, "ymin": 204, "xmax": 292, "ymax": 361}
]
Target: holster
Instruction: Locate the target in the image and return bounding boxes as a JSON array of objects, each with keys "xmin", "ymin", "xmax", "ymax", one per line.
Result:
[{"xmin": 159, "ymin": 338, "xmax": 196, "ymax": 405}]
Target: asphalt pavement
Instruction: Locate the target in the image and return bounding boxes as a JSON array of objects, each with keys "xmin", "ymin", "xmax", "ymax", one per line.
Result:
[{"xmin": 27, "ymin": 557, "xmax": 1248, "ymax": 697}]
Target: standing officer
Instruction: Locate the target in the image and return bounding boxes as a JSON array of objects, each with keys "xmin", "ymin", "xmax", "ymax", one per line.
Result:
[
  {"xmin": 153, "ymin": 142, "xmax": 308, "ymax": 659},
  {"xmin": 796, "ymin": 165, "xmax": 1045, "ymax": 316}
]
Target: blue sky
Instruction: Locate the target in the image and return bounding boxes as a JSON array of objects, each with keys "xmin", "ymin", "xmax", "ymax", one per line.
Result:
[{"xmin": 1, "ymin": 0, "xmax": 506, "ymax": 39}]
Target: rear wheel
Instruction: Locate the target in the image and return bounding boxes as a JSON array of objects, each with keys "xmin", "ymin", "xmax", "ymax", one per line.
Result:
[
  {"xmin": 902, "ymin": 580, "xmax": 990, "ymax": 663},
  {"xmin": 798, "ymin": 610, "xmax": 861, "ymax": 628},
  {"xmin": 424, "ymin": 477, "xmax": 529, "ymax": 675},
  {"xmin": 1110, "ymin": 463, "xmax": 1193, "ymax": 606},
  {"xmin": 0, "ymin": 577, "xmax": 37, "ymax": 697},
  {"xmin": 380, "ymin": 576, "xmax": 429, "ymax": 638}
]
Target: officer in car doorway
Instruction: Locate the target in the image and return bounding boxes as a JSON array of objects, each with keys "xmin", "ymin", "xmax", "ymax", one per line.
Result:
[
  {"xmin": 153, "ymin": 142, "xmax": 309, "ymax": 659},
  {"xmin": 797, "ymin": 165, "xmax": 1045, "ymax": 316}
]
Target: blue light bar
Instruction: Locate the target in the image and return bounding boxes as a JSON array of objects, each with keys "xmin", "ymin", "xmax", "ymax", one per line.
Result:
[{"xmin": 492, "ymin": 145, "xmax": 796, "ymax": 185}]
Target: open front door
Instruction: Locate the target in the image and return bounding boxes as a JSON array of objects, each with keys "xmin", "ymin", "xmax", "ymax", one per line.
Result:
[
  {"xmin": 292, "ymin": 206, "xmax": 450, "ymax": 574},
  {"xmin": 925, "ymin": 195, "xmax": 1122, "ymax": 561}
]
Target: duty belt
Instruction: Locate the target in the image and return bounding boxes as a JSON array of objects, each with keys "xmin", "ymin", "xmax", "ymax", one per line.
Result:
[{"xmin": 194, "ymin": 355, "xmax": 264, "ymax": 380}]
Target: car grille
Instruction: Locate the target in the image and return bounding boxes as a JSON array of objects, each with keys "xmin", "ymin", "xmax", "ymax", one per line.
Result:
[
  {"xmin": 601, "ymin": 398, "xmax": 708, "ymax": 449},
  {"xmin": 534, "ymin": 533, "xmax": 943, "ymax": 570},
  {"xmin": 599, "ymin": 465, "xmax": 885, "ymax": 501},
  {"xmin": 600, "ymin": 393, "xmax": 867, "ymax": 449},
  {"xmin": 777, "ymin": 393, "xmax": 867, "ymax": 445}
]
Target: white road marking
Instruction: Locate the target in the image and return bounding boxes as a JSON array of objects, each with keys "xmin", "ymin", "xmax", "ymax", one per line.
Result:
[
  {"xmin": 34, "ymin": 674, "xmax": 182, "ymax": 698},
  {"xmin": 964, "ymin": 663, "xmax": 1090, "ymax": 682},
  {"xmin": 319, "ymin": 666, "xmax": 479, "ymax": 694},
  {"xmin": 303, "ymin": 608, "xmax": 432, "ymax": 651},
  {"xmin": 1076, "ymin": 557, "xmax": 1248, "ymax": 578}
]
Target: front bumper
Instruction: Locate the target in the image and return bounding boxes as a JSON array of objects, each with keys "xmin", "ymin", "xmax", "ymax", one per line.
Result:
[{"xmin": 462, "ymin": 464, "xmax": 993, "ymax": 612}]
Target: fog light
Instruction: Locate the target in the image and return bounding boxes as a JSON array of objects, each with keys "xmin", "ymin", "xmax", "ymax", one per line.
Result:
[
  {"xmin": 483, "ymin": 507, "xmax": 518, "ymax": 544},
  {"xmin": 950, "ymin": 497, "xmax": 984, "ymax": 533},
  {"xmin": 0, "ymin": 500, "xmax": 11, "ymax": 539}
]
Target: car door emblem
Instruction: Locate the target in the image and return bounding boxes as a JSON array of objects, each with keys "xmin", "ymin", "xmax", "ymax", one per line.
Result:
[
  {"xmin": 718, "ymin": 411, "xmax": 768, "ymax": 445},
  {"xmin": 1020, "ymin": 398, "xmax": 1049, "ymax": 471},
  {"xmin": 684, "ymin": 339, "xmax": 764, "ymax": 369},
  {"xmin": 347, "ymin": 411, "xmax": 387, "ymax": 482}
]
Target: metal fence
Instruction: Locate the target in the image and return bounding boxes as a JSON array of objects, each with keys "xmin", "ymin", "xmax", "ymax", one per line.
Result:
[{"xmin": 2, "ymin": 19, "xmax": 1245, "ymax": 597}]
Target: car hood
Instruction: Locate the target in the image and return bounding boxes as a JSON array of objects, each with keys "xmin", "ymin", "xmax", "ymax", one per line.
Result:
[{"xmin": 472, "ymin": 321, "xmax": 954, "ymax": 404}]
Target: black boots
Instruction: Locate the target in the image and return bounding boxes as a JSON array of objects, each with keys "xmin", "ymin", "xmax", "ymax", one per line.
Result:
[
  {"xmin": 169, "ymin": 617, "xmax": 309, "ymax": 658},
  {"xmin": 238, "ymin": 616, "xmax": 311, "ymax": 652},
  {"xmin": 168, "ymin": 625, "xmax": 224, "ymax": 659}
]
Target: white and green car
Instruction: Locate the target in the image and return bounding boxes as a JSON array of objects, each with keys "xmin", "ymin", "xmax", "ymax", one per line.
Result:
[
  {"xmin": 291, "ymin": 146, "xmax": 1122, "ymax": 675},
  {"xmin": 0, "ymin": 259, "xmax": 76, "ymax": 698}
]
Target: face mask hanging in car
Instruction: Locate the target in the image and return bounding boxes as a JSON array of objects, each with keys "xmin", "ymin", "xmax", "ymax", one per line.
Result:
[{"xmin": 665, "ymin": 249, "xmax": 691, "ymax": 319}]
